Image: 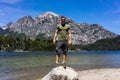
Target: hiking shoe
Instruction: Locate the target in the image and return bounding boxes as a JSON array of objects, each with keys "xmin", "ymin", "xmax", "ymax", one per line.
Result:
[
  {"xmin": 55, "ymin": 63, "xmax": 59, "ymax": 67},
  {"xmin": 62, "ymin": 63, "xmax": 66, "ymax": 69}
]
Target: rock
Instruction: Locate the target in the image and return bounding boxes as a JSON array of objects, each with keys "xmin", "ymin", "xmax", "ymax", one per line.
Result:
[{"xmin": 42, "ymin": 66, "xmax": 79, "ymax": 80}]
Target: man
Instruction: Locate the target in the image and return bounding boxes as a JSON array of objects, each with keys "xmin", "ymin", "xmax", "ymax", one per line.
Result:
[{"xmin": 53, "ymin": 16, "xmax": 72, "ymax": 68}]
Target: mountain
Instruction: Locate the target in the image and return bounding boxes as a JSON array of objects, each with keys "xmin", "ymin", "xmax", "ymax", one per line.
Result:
[
  {"xmin": 0, "ymin": 27, "xmax": 8, "ymax": 35},
  {"xmin": 0, "ymin": 27, "xmax": 4, "ymax": 35},
  {"xmin": 79, "ymin": 36, "xmax": 120, "ymax": 51},
  {"xmin": 2, "ymin": 11, "xmax": 119, "ymax": 45}
]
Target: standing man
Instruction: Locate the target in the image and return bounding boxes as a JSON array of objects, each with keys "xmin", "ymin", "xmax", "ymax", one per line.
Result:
[{"xmin": 53, "ymin": 16, "xmax": 72, "ymax": 68}]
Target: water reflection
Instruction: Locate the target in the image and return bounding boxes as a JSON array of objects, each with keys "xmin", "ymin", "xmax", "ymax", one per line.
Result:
[{"xmin": 0, "ymin": 51, "xmax": 120, "ymax": 79}]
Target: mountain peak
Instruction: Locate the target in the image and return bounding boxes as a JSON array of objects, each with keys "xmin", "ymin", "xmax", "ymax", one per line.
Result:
[
  {"xmin": 2, "ymin": 11, "xmax": 118, "ymax": 45},
  {"xmin": 38, "ymin": 11, "xmax": 59, "ymax": 18},
  {"xmin": 17, "ymin": 16, "xmax": 35, "ymax": 23}
]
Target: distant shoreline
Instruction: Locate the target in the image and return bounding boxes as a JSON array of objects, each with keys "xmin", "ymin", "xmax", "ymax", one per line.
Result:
[{"xmin": 1, "ymin": 50, "xmax": 120, "ymax": 52}]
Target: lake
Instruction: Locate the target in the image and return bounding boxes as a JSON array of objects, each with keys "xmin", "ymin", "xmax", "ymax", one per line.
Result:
[{"xmin": 0, "ymin": 51, "xmax": 120, "ymax": 80}]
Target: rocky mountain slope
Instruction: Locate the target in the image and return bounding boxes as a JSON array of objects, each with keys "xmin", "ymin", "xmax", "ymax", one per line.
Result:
[{"xmin": 2, "ymin": 11, "xmax": 119, "ymax": 45}]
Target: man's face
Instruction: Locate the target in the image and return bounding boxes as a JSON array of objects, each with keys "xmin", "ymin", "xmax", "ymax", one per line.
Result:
[{"xmin": 61, "ymin": 18, "xmax": 65, "ymax": 23}]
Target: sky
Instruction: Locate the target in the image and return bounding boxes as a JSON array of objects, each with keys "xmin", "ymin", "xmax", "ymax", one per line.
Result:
[{"xmin": 0, "ymin": 0, "xmax": 120, "ymax": 35}]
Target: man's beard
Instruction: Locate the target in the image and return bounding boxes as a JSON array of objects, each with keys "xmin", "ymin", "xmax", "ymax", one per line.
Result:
[{"xmin": 61, "ymin": 22, "xmax": 66, "ymax": 26}]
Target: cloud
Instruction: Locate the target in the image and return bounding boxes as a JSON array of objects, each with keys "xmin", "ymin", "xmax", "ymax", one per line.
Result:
[
  {"xmin": 0, "ymin": 7, "xmax": 22, "ymax": 13},
  {"xmin": 0, "ymin": 6, "xmax": 42, "ymax": 26},
  {"xmin": 0, "ymin": 7, "xmax": 24, "ymax": 26},
  {"xmin": 0, "ymin": 0, "xmax": 22, "ymax": 4},
  {"xmin": 0, "ymin": 7, "xmax": 24, "ymax": 17},
  {"xmin": 0, "ymin": 6, "xmax": 41, "ymax": 17}
]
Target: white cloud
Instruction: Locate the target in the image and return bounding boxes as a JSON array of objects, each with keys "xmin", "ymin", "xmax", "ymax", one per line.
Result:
[
  {"xmin": 1, "ymin": 7, "xmax": 22, "ymax": 13},
  {"xmin": 0, "ymin": 0, "xmax": 22, "ymax": 4},
  {"xmin": 0, "ymin": 6, "xmax": 42, "ymax": 26},
  {"xmin": 0, "ymin": 6, "xmax": 41, "ymax": 17}
]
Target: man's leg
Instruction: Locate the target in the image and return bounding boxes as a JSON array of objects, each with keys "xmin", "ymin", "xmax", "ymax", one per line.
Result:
[
  {"xmin": 62, "ymin": 53, "xmax": 67, "ymax": 69},
  {"xmin": 62, "ymin": 53, "xmax": 67, "ymax": 64},
  {"xmin": 62, "ymin": 42, "xmax": 68, "ymax": 69},
  {"xmin": 56, "ymin": 41, "xmax": 62, "ymax": 67},
  {"xmin": 56, "ymin": 53, "xmax": 60, "ymax": 64},
  {"xmin": 62, "ymin": 41, "xmax": 68, "ymax": 64}
]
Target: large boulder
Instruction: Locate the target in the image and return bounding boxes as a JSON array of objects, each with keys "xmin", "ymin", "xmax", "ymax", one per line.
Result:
[{"xmin": 42, "ymin": 66, "xmax": 79, "ymax": 80}]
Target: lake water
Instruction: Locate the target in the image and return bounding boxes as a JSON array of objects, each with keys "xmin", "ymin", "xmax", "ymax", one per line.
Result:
[{"xmin": 0, "ymin": 51, "xmax": 120, "ymax": 80}]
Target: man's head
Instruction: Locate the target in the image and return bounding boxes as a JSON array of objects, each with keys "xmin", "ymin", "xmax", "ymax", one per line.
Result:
[
  {"xmin": 61, "ymin": 16, "xmax": 66, "ymax": 26},
  {"xmin": 61, "ymin": 16, "xmax": 66, "ymax": 23}
]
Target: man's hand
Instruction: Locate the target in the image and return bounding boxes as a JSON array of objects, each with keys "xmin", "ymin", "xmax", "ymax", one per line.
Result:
[
  {"xmin": 53, "ymin": 30, "xmax": 58, "ymax": 45},
  {"xmin": 68, "ymin": 39, "xmax": 72, "ymax": 45},
  {"xmin": 53, "ymin": 39, "xmax": 56, "ymax": 45}
]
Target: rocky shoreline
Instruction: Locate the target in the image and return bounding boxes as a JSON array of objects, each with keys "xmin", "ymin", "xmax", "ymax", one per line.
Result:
[{"xmin": 0, "ymin": 67, "xmax": 120, "ymax": 80}]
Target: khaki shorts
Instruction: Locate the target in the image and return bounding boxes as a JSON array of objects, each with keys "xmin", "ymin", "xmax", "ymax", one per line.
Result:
[{"xmin": 56, "ymin": 41, "xmax": 68, "ymax": 54}]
